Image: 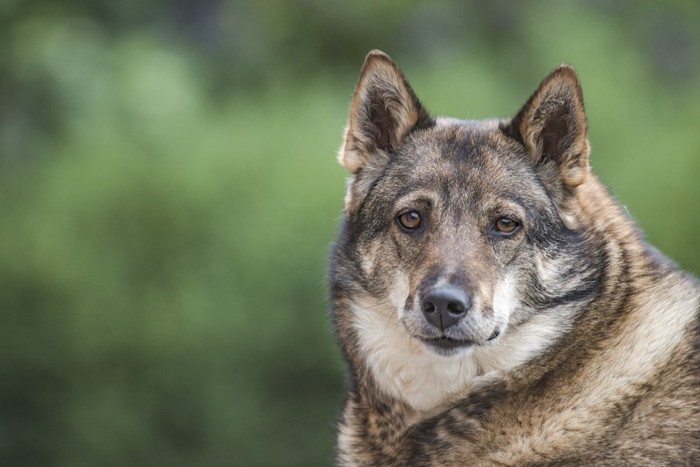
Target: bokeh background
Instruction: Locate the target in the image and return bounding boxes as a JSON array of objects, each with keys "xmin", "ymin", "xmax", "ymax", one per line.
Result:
[{"xmin": 1, "ymin": 1, "xmax": 699, "ymax": 466}]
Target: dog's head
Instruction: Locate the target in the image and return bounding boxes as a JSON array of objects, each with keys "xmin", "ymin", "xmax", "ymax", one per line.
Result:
[{"xmin": 335, "ymin": 51, "xmax": 602, "ymax": 366}]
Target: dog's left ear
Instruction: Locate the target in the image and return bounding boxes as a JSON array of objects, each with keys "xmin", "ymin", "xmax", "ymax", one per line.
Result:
[{"xmin": 506, "ymin": 65, "xmax": 590, "ymax": 188}]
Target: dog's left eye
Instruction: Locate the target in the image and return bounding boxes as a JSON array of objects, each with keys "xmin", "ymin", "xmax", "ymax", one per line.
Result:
[{"xmin": 493, "ymin": 217, "xmax": 520, "ymax": 235}]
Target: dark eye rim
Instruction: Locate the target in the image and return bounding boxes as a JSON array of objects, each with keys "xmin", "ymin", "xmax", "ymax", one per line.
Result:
[
  {"xmin": 396, "ymin": 210, "xmax": 423, "ymax": 232},
  {"xmin": 491, "ymin": 216, "xmax": 522, "ymax": 237}
]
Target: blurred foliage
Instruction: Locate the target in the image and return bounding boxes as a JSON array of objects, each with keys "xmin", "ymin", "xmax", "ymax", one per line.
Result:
[{"xmin": 1, "ymin": 1, "xmax": 699, "ymax": 466}]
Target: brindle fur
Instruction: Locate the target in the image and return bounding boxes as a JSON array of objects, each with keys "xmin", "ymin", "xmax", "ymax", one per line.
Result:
[{"xmin": 330, "ymin": 51, "xmax": 700, "ymax": 466}]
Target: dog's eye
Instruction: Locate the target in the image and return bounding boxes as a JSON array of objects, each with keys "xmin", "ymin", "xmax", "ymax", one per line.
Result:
[
  {"xmin": 397, "ymin": 211, "xmax": 422, "ymax": 231},
  {"xmin": 494, "ymin": 217, "xmax": 520, "ymax": 235}
]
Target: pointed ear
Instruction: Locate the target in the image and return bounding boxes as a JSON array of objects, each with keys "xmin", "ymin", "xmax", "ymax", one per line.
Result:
[
  {"xmin": 507, "ymin": 65, "xmax": 590, "ymax": 188},
  {"xmin": 338, "ymin": 50, "xmax": 432, "ymax": 174}
]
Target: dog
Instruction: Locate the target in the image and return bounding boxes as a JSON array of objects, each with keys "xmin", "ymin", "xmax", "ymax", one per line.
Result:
[{"xmin": 329, "ymin": 50, "xmax": 700, "ymax": 466}]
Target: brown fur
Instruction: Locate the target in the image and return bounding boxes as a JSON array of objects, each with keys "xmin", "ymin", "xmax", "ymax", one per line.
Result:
[{"xmin": 330, "ymin": 51, "xmax": 700, "ymax": 466}]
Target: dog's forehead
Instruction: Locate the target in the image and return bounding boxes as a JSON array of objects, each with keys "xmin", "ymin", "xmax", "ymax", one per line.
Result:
[
  {"xmin": 396, "ymin": 117, "xmax": 524, "ymax": 182},
  {"xmin": 434, "ymin": 117, "xmax": 504, "ymax": 132}
]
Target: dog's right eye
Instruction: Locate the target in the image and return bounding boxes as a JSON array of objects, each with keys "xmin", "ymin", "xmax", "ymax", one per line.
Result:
[{"xmin": 397, "ymin": 211, "xmax": 422, "ymax": 231}]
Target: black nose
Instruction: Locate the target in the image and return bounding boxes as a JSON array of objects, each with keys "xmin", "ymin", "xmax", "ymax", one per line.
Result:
[{"xmin": 421, "ymin": 286, "xmax": 471, "ymax": 331}]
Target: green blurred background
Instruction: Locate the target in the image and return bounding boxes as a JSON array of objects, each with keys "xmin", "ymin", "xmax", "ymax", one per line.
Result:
[{"xmin": 1, "ymin": 1, "xmax": 699, "ymax": 466}]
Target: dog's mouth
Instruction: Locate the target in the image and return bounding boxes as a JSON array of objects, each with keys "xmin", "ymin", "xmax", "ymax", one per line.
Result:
[
  {"xmin": 418, "ymin": 335, "xmax": 474, "ymax": 351},
  {"xmin": 418, "ymin": 329, "xmax": 501, "ymax": 354}
]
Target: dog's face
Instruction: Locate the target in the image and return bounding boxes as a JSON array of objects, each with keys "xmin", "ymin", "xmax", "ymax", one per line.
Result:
[
  {"xmin": 351, "ymin": 120, "xmax": 562, "ymax": 356},
  {"xmin": 336, "ymin": 52, "xmax": 600, "ymax": 368}
]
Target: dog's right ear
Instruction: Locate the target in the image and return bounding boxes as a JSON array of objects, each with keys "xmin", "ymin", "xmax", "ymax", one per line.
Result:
[{"xmin": 339, "ymin": 50, "xmax": 431, "ymax": 174}]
